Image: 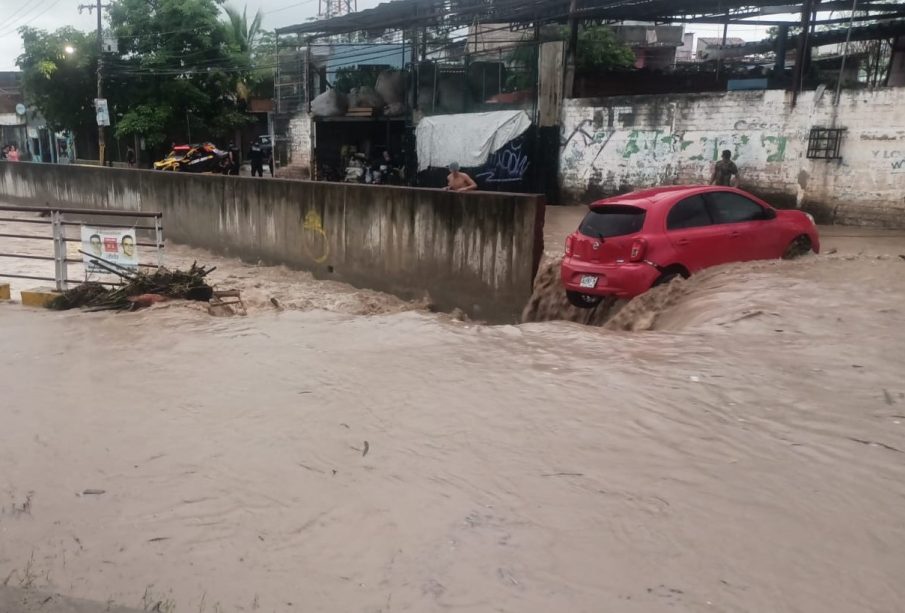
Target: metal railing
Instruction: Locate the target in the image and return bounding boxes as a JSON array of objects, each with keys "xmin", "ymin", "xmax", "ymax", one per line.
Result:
[{"xmin": 0, "ymin": 205, "xmax": 164, "ymax": 291}]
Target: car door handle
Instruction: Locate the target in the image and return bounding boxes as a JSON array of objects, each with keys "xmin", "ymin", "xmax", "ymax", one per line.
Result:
[
  {"xmin": 677, "ymin": 238, "xmax": 691, "ymax": 246},
  {"xmin": 729, "ymin": 231, "xmax": 741, "ymax": 239}
]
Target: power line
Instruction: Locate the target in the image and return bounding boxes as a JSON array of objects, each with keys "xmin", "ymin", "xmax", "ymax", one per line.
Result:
[
  {"xmin": 101, "ymin": 19, "xmax": 542, "ymax": 79},
  {"xmin": 0, "ymin": 0, "xmax": 52, "ymax": 36},
  {"xmin": 0, "ymin": 0, "xmax": 66, "ymax": 37},
  {"xmin": 268, "ymin": 0, "xmax": 319, "ymax": 16}
]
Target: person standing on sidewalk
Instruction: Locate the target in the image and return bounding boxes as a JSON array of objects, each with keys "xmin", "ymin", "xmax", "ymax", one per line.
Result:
[{"xmin": 248, "ymin": 142, "xmax": 265, "ymax": 177}]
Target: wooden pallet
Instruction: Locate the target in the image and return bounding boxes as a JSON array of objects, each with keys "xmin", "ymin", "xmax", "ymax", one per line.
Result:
[{"xmin": 208, "ymin": 289, "xmax": 247, "ymax": 316}]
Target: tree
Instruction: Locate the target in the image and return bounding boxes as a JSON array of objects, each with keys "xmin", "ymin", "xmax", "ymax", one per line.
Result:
[
  {"xmin": 16, "ymin": 27, "xmax": 97, "ymax": 133},
  {"xmin": 222, "ymin": 5, "xmax": 277, "ymax": 102},
  {"xmin": 106, "ymin": 0, "xmax": 251, "ymax": 147},
  {"xmin": 506, "ymin": 24, "xmax": 634, "ymax": 90},
  {"xmin": 248, "ymin": 29, "xmax": 277, "ymax": 99},
  {"xmin": 223, "ymin": 4, "xmax": 263, "ymax": 54},
  {"xmin": 574, "ymin": 25, "xmax": 635, "ymax": 72}
]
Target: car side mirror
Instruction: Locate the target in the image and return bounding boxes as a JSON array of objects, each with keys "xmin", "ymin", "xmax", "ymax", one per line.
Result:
[{"xmin": 764, "ymin": 208, "xmax": 777, "ymax": 220}]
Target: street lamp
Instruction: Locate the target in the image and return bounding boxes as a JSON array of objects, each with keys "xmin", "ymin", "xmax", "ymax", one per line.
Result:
[{"xmin": 64, "ymin": 45, "xmax": 75, "ymax": 55}]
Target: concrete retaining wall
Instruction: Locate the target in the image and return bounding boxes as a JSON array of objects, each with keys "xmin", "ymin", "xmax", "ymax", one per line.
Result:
[
  {"xmin": 560, "ymin": 87, "xmax": 905, "ymax": 227},
  {"xmin": 0, "ymin": 163, "xmax": 544, "ymax": 322}
]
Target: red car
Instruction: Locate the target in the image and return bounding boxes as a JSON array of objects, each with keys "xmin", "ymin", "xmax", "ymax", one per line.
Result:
[{"xmin": 561, "ymin": 185, "xmax": 820, "ymax": 307}]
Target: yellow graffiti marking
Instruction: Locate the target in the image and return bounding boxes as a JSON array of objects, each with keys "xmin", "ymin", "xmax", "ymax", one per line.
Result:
[{"xmin": 302, "ymin": 210, "xmax": 329, "ymax": 264}]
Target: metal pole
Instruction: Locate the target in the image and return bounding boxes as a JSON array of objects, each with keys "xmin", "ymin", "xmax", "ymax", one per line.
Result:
[
  {"xmin": 51, "ymin": 211, "xmax": 66, "ymax": 291},
  {"xmin": 268, "ymin": 110, "xmax": 276, "ymax": 172},
  {"xmin": 716, "ymin": 10, "xmax": 729, "ymax": 82},
  {"xmin": 432, "ymin": 60, "xmax": 438, "ymax": 113},
  {"xmin": 774, "ymin": 24, "xmax": 789, "ymax": 77},
  {"xmin": 154, "ymin": 216, "xmax": 164, "ymax": 267},
  {"xmin": 791, "ymin": 0, "xmax": 815, "ymax": 107},
  {"xmin": 563, "ymin": 0, "xmax": 579, "ymax": 98},
  {"xmin": 304, "ymin": 40, "xmax": 311, "ymax": 113},
  {"xmin": 96, "ymin": 0, "xmax": 106, "ymax": 166},
  {"xmin": 498, "ymin": 47, "xmax": 502, "ymax": 95},
  {"xmin": 834, "ymin": 0, "xmax": 859, "ymax": 105}
]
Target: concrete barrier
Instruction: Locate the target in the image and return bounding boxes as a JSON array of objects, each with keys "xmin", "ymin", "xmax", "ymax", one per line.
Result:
[{"xmin": 0, "ymin": 162, "xmax": 545, "ymax": 322}]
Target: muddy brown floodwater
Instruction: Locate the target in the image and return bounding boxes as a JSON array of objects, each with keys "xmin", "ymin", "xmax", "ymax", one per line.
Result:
[{"xmin": 1, "ymin": 208, "xmax": 905, "ymax": 613}]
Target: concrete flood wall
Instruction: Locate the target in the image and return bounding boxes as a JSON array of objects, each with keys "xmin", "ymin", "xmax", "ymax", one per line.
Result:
[
  {"xmin": 560, "ymin": 87, "xmax": 905, "ymax": 228},
  {"xmin": 0, "ymin": 163, "xmax": 545, "ymax": 322}
]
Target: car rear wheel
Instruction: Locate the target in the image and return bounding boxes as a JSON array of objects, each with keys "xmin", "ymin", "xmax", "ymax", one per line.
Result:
[
  {"xmin": 783, "ymin": 235, "xmax": 812, "ymax": 259},
  {"xmin": 567, "ymin": 291, "xmax": 603, "ymax": 309}
]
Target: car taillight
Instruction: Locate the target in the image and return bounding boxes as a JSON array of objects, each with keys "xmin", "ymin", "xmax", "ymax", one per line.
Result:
[
  {"xmin": 565, "ymin": 234, "xmax": 574, "ymax": 256},
  {"xmin": 629, "ymin": 238, "xmax": 647, "ymax": 262}
]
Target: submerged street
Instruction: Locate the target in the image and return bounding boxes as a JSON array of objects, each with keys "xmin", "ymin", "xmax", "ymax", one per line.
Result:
[{"xmin": 1, "ymin": 210, "xmax": 904, "ymax": 612}]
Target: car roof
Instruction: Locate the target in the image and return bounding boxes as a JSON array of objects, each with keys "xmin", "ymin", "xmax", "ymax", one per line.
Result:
[{"xmin": 590, "ymin": 185, "xmax": 732, "ymax": 210}]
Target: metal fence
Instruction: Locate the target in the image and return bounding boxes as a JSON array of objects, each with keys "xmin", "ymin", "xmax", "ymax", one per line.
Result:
[{"xmin": 0, "ymin": 205, "xmax": 164, "ymax": 291}]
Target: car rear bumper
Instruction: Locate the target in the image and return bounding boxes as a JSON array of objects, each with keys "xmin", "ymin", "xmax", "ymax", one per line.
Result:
[{"xmin": 561, "ymin": 258, "xmax": 661, "ymax": 299}]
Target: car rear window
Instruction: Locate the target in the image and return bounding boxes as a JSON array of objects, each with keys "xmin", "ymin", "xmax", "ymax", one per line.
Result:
[{"xmin": 579, "ymin": 205, "xmax": 646, "ymax": 239}]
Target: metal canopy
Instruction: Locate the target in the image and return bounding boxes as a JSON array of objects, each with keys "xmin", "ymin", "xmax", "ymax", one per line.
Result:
[{"xmin": 276, "ymin": 0, "xmax": 904, "ymax": 37}]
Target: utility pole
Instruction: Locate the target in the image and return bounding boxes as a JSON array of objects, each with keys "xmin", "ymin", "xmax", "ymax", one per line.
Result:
[
  {"xmin": 79, "ymin": 0, "xmax": 110, "ymax": 164},
  {"xmin": 563, "ymin": 0, "xmax": 579, "ymax": 99},
  {"xmin": 791, "ymin": 0, "xmax": 816, "ymax": 107}
]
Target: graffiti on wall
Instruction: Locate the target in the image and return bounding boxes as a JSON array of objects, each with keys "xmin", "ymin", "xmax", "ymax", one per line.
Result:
[
  {"xmin": 560, "ymin": 107, "xmax": 791, "ymax": 194},
  {"xmin": 303, "ymin": 209, "xmax": 329, "ymax": 263},
  {"xmin": 873, "ymin": 149, "xmax": 905, "ymax": 172},
  {"xmin": 476, "ymin": 139, "xmax": 530, "ymax": 184}
]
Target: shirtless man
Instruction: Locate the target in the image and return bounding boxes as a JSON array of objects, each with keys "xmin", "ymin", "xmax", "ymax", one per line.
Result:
[{"xmin": 446, "ymin": 162, "xmax": 477, "ymax": 192}]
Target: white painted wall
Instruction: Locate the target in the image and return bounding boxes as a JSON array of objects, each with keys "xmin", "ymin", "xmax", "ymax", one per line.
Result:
[
  {"xmin": 286, "ymin": 113, "xmax": 313, "ymax": 178},
  {"xmin": 560, "ymin": 87, "xmax": 905, "ymax": 227}
]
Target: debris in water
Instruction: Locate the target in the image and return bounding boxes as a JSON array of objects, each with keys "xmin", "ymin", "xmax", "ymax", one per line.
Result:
[
  {"xmin": 47, "ymin": 262, "xmax": 215, "ymax": 311},
  {"xmin": 883, "ymin": 389, "xmax": 895, "ymax": 405},
  {"xmin": 82, "ymin": 489, "xmax": 105, "ymax": 495},
  {"xmin": 720, "ymin": 310, "xmax": 764, "ymax": 326},
  {"xmin": 362, "ymin": 441, "xmax": 370, "ymax": 457},
  {"xmin": 209, "ymin": 289, "xmax": 247, "ymax": 316},
  {"xmin": 270, "ymin": 297, "xmax": 283, "ymax": 310}
]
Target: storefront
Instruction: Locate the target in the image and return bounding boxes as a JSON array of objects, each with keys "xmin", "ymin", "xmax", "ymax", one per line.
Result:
[{"xmin": 312, "ymin": 116, "xmax": 411, "ymax": 183}]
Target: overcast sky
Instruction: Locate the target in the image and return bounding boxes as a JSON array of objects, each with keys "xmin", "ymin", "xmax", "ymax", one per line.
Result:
[{"xmin": 0, "ymin": 0, "xmax": 779, "ymax": 72}]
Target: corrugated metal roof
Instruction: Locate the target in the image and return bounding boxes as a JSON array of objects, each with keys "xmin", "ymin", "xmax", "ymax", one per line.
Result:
[{"xmin": 276, "ymin": 0, "xmax": 904, "ymax": 37}]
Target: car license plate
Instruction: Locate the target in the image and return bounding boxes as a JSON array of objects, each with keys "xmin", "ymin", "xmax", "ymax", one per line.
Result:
[{"xmin": 580, "ymin": 275, "xmax": 598, "ymax": 289}]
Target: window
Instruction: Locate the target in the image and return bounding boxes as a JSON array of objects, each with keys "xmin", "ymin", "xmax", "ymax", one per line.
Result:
[
  {"xmin": 706, "ymin": 192, "xmax": 769, "ymax": 224},
  {"xmin": 667, "ymin": 196, "xmax": 712, "ymax": 230},
  {"xmin": 807, "ymin": 127, "xmax": 845, "ymax": 160},
  {"xmin": 579, "ymin": 206, "xmax": 646, "ymax": 239}
]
